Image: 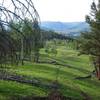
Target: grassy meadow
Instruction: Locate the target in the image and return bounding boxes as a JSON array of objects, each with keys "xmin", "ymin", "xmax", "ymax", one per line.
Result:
[{"xmin": 0, "ymin": 41, "xmax": 100, "ymax": 100}]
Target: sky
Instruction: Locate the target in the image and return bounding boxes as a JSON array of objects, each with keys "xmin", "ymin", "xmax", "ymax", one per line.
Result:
[{"xmin": 33, "ymin": 0, "xmax": 93, "ymax": 22}]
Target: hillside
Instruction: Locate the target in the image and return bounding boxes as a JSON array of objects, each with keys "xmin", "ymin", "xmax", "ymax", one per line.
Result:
[
  {"xmin": 40, "ymin": 21, "xmax": 90, "ymax": 36},
  {"xmin": 0, "ymin": 43, "xmax": 100, "ymax": 100}
]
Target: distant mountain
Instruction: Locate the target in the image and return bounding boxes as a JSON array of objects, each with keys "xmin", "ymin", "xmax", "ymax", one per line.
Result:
[{"xmin": 40, "ymin": 21, "xmax": 90, "ymax": 36}]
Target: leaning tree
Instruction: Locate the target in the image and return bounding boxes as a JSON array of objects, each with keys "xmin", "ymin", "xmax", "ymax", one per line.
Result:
[{"xmin": 0, "ymin": 0, "xmax": 41, "ymax": 65}]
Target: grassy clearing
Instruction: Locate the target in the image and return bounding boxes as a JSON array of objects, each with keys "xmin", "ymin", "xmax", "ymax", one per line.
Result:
[{"xmin": 0, "ymin": 45, "xmax": 100, "ymax": 100}]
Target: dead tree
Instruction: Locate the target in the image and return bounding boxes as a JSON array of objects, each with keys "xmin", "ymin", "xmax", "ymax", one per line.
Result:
[{"xmin": 0, "ymin": 0, "xmax": 40, "ymax": 65}]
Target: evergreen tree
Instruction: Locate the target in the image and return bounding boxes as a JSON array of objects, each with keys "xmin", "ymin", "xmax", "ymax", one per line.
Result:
[{"xmin": 79, "ymin": 0, "xmax": 100, "ymax": 80}]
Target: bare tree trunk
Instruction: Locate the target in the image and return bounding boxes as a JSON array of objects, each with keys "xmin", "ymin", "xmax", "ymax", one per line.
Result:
[
  {"xmin": 96, "ymin": 56, "xmax": 100, "ymax": 80},
  {"xmin": 33, "ymin": 50, "xmax": 39, "ymax": 63},
  {"xmin": 94, "ymin": 64, "xmax": 99, "ymax": 78},
  {"xmin": 92, "ymin": 56, "xmax": 100, "ymax": 80},
  {"xmin": 98, "ymin": 57, "xmax": 100, "ymax": 80},
  {"xmin": 98, "ymin": 66, "xmax": 100, "ymax": 80},
  {"xmin": 21, "ymin": 38, "xmax": 24, "ymax": 65},
  {"xmin": 92, "ymin": 56, "xmax": 98, "ymax": 78}
]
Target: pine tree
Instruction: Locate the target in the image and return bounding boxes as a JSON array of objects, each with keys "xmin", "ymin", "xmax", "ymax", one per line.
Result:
[{"xmin": 79, "ymin": 0, "xmax": 100, "ymax": 80}]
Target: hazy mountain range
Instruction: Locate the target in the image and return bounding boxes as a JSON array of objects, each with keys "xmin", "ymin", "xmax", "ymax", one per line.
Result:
[{"xmin": 40, "ymin": 21, "xmax": 90, "ymax": 36}]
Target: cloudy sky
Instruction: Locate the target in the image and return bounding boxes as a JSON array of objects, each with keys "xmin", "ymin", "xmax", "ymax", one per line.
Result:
[{"xmin": 34, "ymin": 0, "xmax": 93, "ymax": 22}]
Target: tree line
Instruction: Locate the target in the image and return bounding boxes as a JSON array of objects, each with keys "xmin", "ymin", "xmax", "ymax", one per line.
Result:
[{"xmin": 0, "ymin": 18, "xmax": 71, "ymax": 66}]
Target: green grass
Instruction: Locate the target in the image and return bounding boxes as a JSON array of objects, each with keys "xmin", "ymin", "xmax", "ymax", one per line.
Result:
[{"xmin": 0, "ymin": 45, "xmax": 100, "ymax": 100}]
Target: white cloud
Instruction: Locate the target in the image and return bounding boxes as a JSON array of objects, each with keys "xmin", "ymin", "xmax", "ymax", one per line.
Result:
[{"xmin": 33, "ymin": 0, "xmax": 93, "ymax": 22}]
